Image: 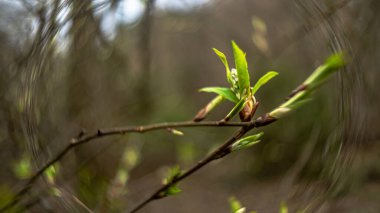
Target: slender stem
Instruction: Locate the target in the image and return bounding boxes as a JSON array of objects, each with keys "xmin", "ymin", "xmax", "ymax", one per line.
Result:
[
  {"xmin": 0, "ymin": 121, "xmax": 250, "ymax": 212},
  {"xmin": 128, "ymin": 116, "xmax": 275, "ymax": 213}
]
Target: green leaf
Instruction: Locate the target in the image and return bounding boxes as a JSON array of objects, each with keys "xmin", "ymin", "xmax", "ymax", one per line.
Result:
[
  {"xmin": 224, "ymin": 97, "xmax": 247, "ymax": 121},
  {"xmin": 231, "ymin": 41, "xmax": 250, "ymax": 96},
  {"xmin": 251, "ymin": 71, "xmax": 278, "ymax": 95},
  {"xmin": 13, "ymin": 155, "xmax": 32, "ymax": 179},
  {"xmin": 229, "ymin": 197, "xmax": 246, "ymax": 213},
  {"xmin": 165, "ymin": 185, "xmax": 181, "ymax": 196},
  {"xmin": 44, "ymin": 164, "xmax": 59, "ymax": 184},
  {"xmin": 304, "ymin": 53, "xmax": 346, "ymax": 89},
  {"xmin": 279, "ymin": 201, "xmax": 288, "ymax": 213},
  {"xmin": 213, "ymin": 48, "xmax": 233, "ymax": 85},
  {"xmin": 231, "ymin": 132, "xmax": 263, "ymax": 151},
  {"xmin": 163, "ymin": 166, "xmax": 182, "ymax": 185},
  {"xmin": 200, "ymin": 87, "xmax": 239, "ymax": 103},
  {"xmin": 167, "ymin": 128, "xmax": 184, "ymax": 136},
  {"xmin": 49, "ymin": 187, "xmax": 62, "ymax": 197},
  {"xmin": 161, "ymin": 166, "xmax": 183, "ymax": 197},
  {"xmin": 269, "ymin": 92, "xmax": 311, "ymax": 119}
]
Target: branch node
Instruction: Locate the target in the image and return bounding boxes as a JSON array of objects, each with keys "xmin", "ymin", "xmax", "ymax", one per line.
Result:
[
  {"xmin": 97, "ymin": 129, "xmax": 103, "ymax": 136},
  {"xmin": 76, "ymin": 128, "xmax": 86, "ymax": 139},
  {"xmin": 255, "ymin": 113, "xmax": 277, "ymax": 126},
  {"xmin": 70, "ymin": 138, "xmax": 77, "ymax": 144}
]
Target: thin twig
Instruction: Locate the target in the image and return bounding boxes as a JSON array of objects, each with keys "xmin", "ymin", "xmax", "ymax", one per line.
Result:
[
  {"xmin": 0, "ymin": 121, "xmax": 250, "ymax": 212},
  {"xmin": 128, "ymin": 115, "xmax": 275, "ymax": 213}
]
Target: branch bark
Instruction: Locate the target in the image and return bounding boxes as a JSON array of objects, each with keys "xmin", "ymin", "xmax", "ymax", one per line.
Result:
[
  {"xmin": 128, "ymin": 114, "xmax": 275, "ymax": 213},
  {"xmin": 0, "ymin": 121, "xmax": 251, "ymax": 212}
]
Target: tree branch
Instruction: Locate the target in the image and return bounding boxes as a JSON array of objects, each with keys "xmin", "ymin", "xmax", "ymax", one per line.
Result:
[
  {"xmin": 128, "ymin": 114, "xmax": 275, "ymax": 213},
  {"xmin": 0, "ymin": 121, "xmax": 251, "ymax": 212}
]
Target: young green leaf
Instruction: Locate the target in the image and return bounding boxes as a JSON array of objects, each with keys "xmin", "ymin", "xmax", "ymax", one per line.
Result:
[
  {"xmin": 269, "ymin": 91, "xmax": 310, "ymax": 119},
  {"xmin": 229, "ymin": 197, "xmax": 246, "ymax": 213},
  {"xmin": 231, "ymin": 132, "xmax": 263, "ymax": 151},
  {"xmin": 200, "ymin": 87, "xmax": 239, "ymax": 103},
  {"xmin": 164, "ymin": 185, "xmax": 181, "ymax": 196},
  {"xmin": 49, "ymin": 187, "xmax": 62, "ymax": 197},
  {"xmin": 44, "ymin": 164, "xmax": 59, "ymax": 184},
  {"xmin": 224, "ymin": 97, "xmax": 247, "ymax": 121},
  {"xmin": 13, "ymin": 155, "xmax": 32, "ymax": 179},
  {"xmin": 163, "ymin": 166, "xmax": 182, "ymax": 185},
  {"xmin": 213, "ymin": 48, "xmax": 233, "ymax": 85},
  {"xmin": 193, "ymin": 95, "xmax": 225, "ymax": 122},
  {"xmin": 167, "ymin": 128, "xmax": 184, "ymax": 136},
  {"xmin": 279, "ymin": 201, "xmax": 288, "ymax": 213},
  {"xmin": 231, "ymin": 41, "xmax": 250, "ymax": 96},
  {"xmin": 304, "ymin": 53, "xmax": 345, "ymax": 89},
  {"xmin": 251, "ymin": 71, "xmax": 278, "ymax": 95},
  {"xmin": 161, "ymin": 166, "xmax": 183, "ymax": 197}
]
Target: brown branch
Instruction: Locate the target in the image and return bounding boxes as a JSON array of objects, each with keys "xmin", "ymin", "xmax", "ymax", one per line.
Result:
[
  {"xmin": 0, "ymin": 121, "xmax": 251, "ymax": 212},
  {"xmin": 128, "ymin": 114, "xmax": 275, "ymax": 213}
]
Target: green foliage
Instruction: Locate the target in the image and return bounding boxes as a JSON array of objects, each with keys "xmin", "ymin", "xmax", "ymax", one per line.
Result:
[
  {"xmin": 201, "ymin": 41, "xmax": 278, "ymax": 121},
  {"xmin": 279, "ymin": 201, "xmax": 288, "ymax": 213},
  {"xmin": 231, "ymin": 132, "xmax": 263, "ymax": 151},
  {"xmin": 228, "ymin": 197, "xmax": 290, "ymax": 213},
  {"xmin": 199, "ymin": 87, "xmax": 239, "ymax": 103},
  {"xmin": 13, "ymin": 155, "xmax": 32, "ymax": 179},
  {"xmin": 213, "ymin": 48, "xmax": 233, "ymax": 85},
  {"xmin": 269, "ymin": 53, "xmax": 345, "ymax": 119},
  {"xmin": 229, "ymin": 196, "xmax": 257, "ymax": 213},
  {"xmin": 225, "ymin": 98, "xmax": 247, "ymax": 121},
  {"xmin": 44, "ymin": 164, "xmax": 58, "ymax": 184},
  {"xmin": 0, "ymin": 185, "xmax": 22, "ymax": 213},
  {"xmin": 77, "ymin": 167, "xmax": 108, "ymax": 208},
  {"xmin": 168, "ymin": 128, "xmax": 185, "ymax": 136},
  {"xmin": 304, "ymin": 53, "xmax": 346, "ymax": 89},
  {"xmin": 251, "ymin": 71, "xmax": 278, "ymax": 95},
  {"xmin": 232, "ymin": 41, "xmax": 250, "ymax": 97},
  {"xmin": 161, "ymin": 166, "xmax": 182, "ymax": 197},
  {"xmin": 229, "ymin": 196, "xmax": 246, "ymax": 213}
]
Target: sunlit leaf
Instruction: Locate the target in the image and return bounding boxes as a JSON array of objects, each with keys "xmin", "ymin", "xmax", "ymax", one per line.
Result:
[
  {"xmin": 229, "ymin": 197, "xmax": 246, "ymax": 213},
  {"xmin": 13, "ymin": 155, "xmax": 32, "ymax": 179},
  {"xmin": 304, "ymin": 53, "xmax": 346, "ymax": 89},
  {"xmin": 252, "ymin": 16, "xmax": 267, "ymax": 34},
  {"xmin": 213, "ymin": 48, "xmax": 233, "ymax": 86},
  {"xmin": 162, "ymin": 166, "xmax": 182, "ymax": 186},
  {"xmin": 231, "ymin": 132, "xmax": 263, "ymax": 151},
  {"xmin": 251, "ymin": 71, "xmax": 278, "ymax": 95},
  {"xmin": 116, "ymin": 170, "xmax": 128, "ymax": 184},
  {"xmin": 44, "ymin": 164, "xmax": 58, "ymax": 184},
  {"xmin": 231, "ymin": 41, "xmax": 250, "ymax": 96},
  {"xmin": 279, "ymin": 201, "xmax": 288, "ymax": 213},
  {"xmin": 252, "ymin": 16, "xmax": 269, "ymax": 54},
  {"xmin": 165, "ymin": 185, "xmax": 181, "ymax": 196},
  {"xmin": 200, "ymin": 87, "xmax": 239, "ymax": 103},
  {"xmin": 49, "ymin": 187, "xmax": 62, "ymax": 197},
  {"xmin": 161, "ymin": 166, "xmax": 182, "ymax": 197},
  {"xmin": 168, "ymin": 128, "xmax": 184, "ymax": 136}
]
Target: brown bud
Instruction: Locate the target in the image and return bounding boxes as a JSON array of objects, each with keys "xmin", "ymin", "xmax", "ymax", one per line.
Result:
[
  {"xmin": 193, "ymin": 108, "xmax": 207, "ymax": 122},
  {"xmin": 286, "ymin": 84, "xmax": 307, "ymax": 100},
  {"xmin": 255, "ymin": 113, "xmax": 277, "ymax": 126},
  {"xmin": 239, "ymin": 97, "xmax": 259, "ymax": 121}
]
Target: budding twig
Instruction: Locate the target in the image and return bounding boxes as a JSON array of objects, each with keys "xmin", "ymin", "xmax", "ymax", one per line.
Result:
[{"xmin": 0, "ymin": 121, "xmax": 251, "ymax": 212}]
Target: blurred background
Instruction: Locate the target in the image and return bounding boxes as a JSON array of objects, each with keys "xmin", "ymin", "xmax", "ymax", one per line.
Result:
[{"xmin": 0, "ymin": 0, "xmax": 379, "ymax": 212}]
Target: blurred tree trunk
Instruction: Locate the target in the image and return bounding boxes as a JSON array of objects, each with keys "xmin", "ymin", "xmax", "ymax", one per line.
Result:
[
  {"xmin": 68, "ymin": 0, "xmax": 98, "ymax": 124},
  {"xmin": 136, "ymin": 0, "xmax": 155, "ymax": 115}
]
